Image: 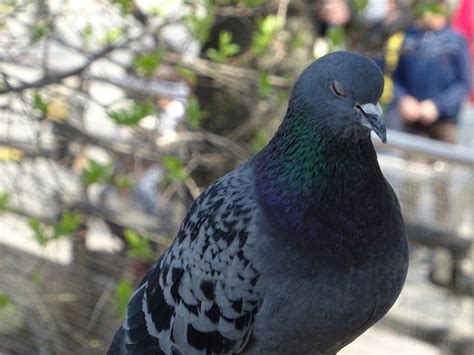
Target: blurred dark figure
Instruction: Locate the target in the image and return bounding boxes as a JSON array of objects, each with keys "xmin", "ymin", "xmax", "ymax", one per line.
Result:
[
  {"xmin": 391, "ymin": 0, "xmax": 470, "ymax": 143},
  {"xmin": 317, "ymin": 0, "xmax": 351, "ymax": 28},
  {"xmin": 360, "ymin": 0, "xmax": 414, "ymax": 53},
  {"xmin": 357, "ymin": 0, "xmax": 415, "ymax": 106},
  {"xmin": 313, "ymin": 0, "xmax": 352, "ymax": 57}
]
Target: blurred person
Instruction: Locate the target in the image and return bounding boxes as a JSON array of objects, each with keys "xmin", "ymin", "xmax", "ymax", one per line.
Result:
[
  {"xmin": 362, "ymin": 0, "xmax": 391, "ymax": 23},
  {"xmin": 362, "ymin": 0, "xmax": 414, "ymax": 30},
  {"xmin": 313, "ymin": 0, "xmax": 352, "ymax": 58},
  {"xmin": 392, "ymin": 0, "xmax": 470, "ymax": 143},
  {"xmin": 359, "ymin": 0, "xmax": 415, "ymax": 106},
  {"xmin": 388, "ymin": 0, "xmax": 470, "ymax": 229},
  {"xmin": 318, "ymin": 0, "xmax": 351, "ymax": 26}
]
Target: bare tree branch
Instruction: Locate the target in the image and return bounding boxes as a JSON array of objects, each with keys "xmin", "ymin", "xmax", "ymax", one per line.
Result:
[{"xmin": 0, "ymin": 35, "xmax": 143, "ymax": 95}]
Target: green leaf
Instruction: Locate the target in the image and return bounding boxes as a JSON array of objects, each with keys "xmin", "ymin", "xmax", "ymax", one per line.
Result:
[
  {"xmin": 251, "ymin": 15, "xmax": 283, "ymax": 55},
  {"xmin": 101, "ymin": 27, "xmax": 125, "ymax": 45},
  {"xmin": 253, "ymin": 128, "xmax": 268, "ymax": 152},
  {"xmin": 132, "ymin": 50, "xmax": 164, "ymax": 78},
  {"xmin": 53, "ymin": 210, "xmax": 81, "ymax": 238},
  {"xmin": 216, "ymin": 0, "xmax": 267, "ymax": 5},
  {"xmin": 148, "ymin": 6, "xmax": 164, "ymax": 17},
  {"xmin": 5, "ymin": 0, "xmax": 18, "ymax": 7},
  {"xmin": 276, "ymin": 90, "xmax": 288, "ymax": 105},
  {"xmin": 185, "ymin": 96, "xmax": 207, "ymax": 129},
  {"xmin": 31, "ymin": 21, "xmax": 49, "ymax": 43},
  {"xmin": 0, "ymin": 191, "xmax": 9, "ymax": 211},
  {"xmin": 354, "ymin": 0, "xmax": 368, "ymax": 12},
  {"xmin": 111, "ymin": 0, "xmax": 133, "ymax": 15},
  {"xmin": 28, "ymin": 218, "xmax": 49, "ymax": 246},
  {"xmin": 107, "ymin": 99, "xmax": 155, "ymax": 126},
  {"xmin": 176, "ymin": 66, "xmax": 196, "ymax": 84},
  {"xmin": 288, "ymin": 31, "xmax": 305, "ymax": 49},
  {"xmin": 80, "ymin": 23, "xmax": 93, "ymax": 42},
  {"xmin": 124, "ymin": 229, "xmax": 155, "ymax": 261},
  {"xmin": 206, "ymin": 31, "xmax": 240, "ymax": 63},
  {"xmin": 82, "ymin": 159, "xmax": 113, "ymax": 186},
  {"xmin": 113, "ymin": 175, "xmax": 134, "ymax": 189},
  {"xmin": 33, "ymin": 92, "xmax": 48, "ymax": 116},
  {"xmin": 243, "ymin": 0, "xmax": 267, "ymax": 5},
  {"xmin": 205, "ymin": 48, "xmax": 221, "ymax": 63},
  {"xmin": 183, "ymin": 3, "xmax": 215, "ymax": 45},
  {"xmin": 414, "ymin": 3, "xmax": 446, "ymax": 16},
  {"xmin": 0, "ymin": 0, "xmax": 17, "ymax": 14},
  {"xmin": 258, "ymin": 72, "xmax": 271, "ymax": 97},
  {"xmin": 163, "ymin": 156, "xmax": 187, "ymax": 183},
  {"xmin": 327, "ymin": 26, "xmax": 345, "ymax": 47},
  {"xmin": 31, "ymin": 272, "xmax": 44, "ymax": 286},
  {"xmin": 218, "ymin": 31, "xmax": 240, "ymax": 57},
  {"xmin": 0, "ymin": 291, "xmax": 12, "ymax": 310},
  {"xmin": 28, "ymin": 212, "xmax": 80, "ymax": 247},
  {"xmin": 112, "ymin": 278, "xmax": 133, "ymax": 319}
]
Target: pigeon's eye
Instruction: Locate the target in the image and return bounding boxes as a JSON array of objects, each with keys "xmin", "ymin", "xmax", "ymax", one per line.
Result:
[{"xmin": 331, "ymin": 80, "xmax": 347, "ymax": 97}]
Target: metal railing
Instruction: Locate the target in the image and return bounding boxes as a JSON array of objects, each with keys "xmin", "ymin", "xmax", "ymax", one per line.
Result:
[{"xmin": 374, "ymin": 129, "xmax": 474, "ymax": 167}]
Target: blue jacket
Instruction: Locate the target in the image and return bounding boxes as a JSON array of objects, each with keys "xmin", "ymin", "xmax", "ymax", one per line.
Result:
[{"xmin": 392, "ymin": 26, "xmax": 471, "ymax": 121}]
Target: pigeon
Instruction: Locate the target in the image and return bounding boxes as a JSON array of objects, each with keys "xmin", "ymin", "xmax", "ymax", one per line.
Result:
[{"xmin": 108, "ymin": 51, "xmax": 408, "ymax": 355}]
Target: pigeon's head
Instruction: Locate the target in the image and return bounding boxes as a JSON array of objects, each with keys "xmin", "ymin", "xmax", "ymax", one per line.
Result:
[{"xmin": 292, "ymin": 51, "xmax": 386, "ymax": 143}]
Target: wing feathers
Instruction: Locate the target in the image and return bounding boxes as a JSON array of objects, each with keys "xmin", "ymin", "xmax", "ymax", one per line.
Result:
[{"xmin": 112, "ymin": 164, "xmax": 261, "ymax": 354}]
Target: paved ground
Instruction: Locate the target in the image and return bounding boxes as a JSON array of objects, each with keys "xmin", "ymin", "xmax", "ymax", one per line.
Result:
[{"xmin": 342, "ymin": 327, "xmax": 438, "ymax": 354}]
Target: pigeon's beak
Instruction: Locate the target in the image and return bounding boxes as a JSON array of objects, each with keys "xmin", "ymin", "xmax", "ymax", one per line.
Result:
[{"xmin": 357, "ymin": 102, "xmax": 386, "ymax": 143}]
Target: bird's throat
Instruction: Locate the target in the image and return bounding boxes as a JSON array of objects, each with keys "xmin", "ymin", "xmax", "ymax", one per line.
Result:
[{"xmin": 255, "ymin": 118, "xmax": 384, "ymax": 240}]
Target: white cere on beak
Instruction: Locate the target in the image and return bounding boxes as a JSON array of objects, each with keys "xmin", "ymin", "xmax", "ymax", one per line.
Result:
[
  {"xmin": 359, "ymin": 103, "xmax": 383, "ymax": 129},
  {"xmin": 361, "ymin": 102, "xmax": 383, "ymax": 116},
  {"xmin": 356, "ymin": 102, "xmax": 387, "ymax": 143}
]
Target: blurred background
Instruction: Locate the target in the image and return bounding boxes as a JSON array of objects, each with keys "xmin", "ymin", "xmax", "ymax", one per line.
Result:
[{"xmin": 0, "ymin": 0, "xmax": 472, "ymax": 354}]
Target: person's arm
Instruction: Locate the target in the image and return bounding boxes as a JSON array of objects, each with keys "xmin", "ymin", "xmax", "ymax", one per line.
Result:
[
  {"xmin": 392, "ymin": 53, "xmax": 421, "ymax": 122},
  {"xmin": 392, "ymin": 55, "xmax": 409, "ymax": 102}
]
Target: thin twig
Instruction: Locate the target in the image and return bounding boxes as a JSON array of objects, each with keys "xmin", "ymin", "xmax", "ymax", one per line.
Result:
[
  {"xmin": 0, "ymin": 35, "xmax": 142, "ymax": 95},
  {"xmin": 85, "ymin": 280, "xmax": 115, "ymax": 333},
  {"xmin": 156, "ymin": 131, "xmax": 249, "ymax": 159}
]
